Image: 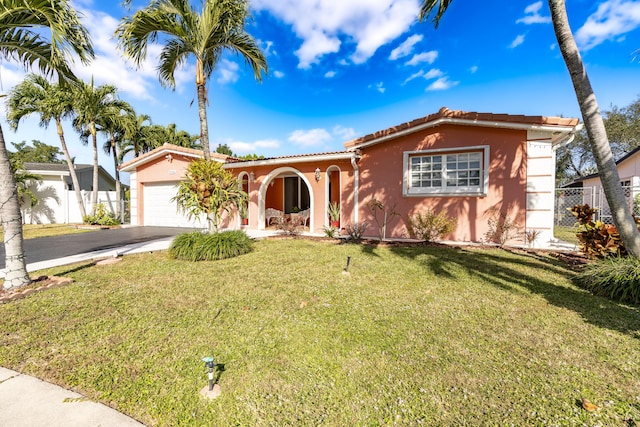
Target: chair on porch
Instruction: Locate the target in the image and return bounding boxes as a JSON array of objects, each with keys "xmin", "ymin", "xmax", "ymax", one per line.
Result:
[
  {"xmin": 299, "ymin": 208, "xmax": 310, "ymax": 228},
  {"xmin": 265, "ymin": 208, "xmax": 284, "ymax": 226}
]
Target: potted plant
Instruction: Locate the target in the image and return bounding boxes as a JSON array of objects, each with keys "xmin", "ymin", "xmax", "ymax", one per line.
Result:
[{"xmin": 328, "ymin": 201, "xmax": 340, "ymax": 227}]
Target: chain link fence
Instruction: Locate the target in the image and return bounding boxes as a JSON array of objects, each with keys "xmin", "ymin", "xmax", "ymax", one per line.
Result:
[{"xmin": 555, "ymin": 186, "xmax": 640, "ymax": 227}]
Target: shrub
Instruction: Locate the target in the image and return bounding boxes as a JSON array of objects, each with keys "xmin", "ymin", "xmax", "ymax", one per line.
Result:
[
  {"xmin": 345, "ymin": 222, "xmax": 368, "ymax": 242},
  {"xmin": 405, "ymin": 209, "xmax": 456, "ymax": 242},
  {"xmin": 83, "ymin": 203, "xmax": 119, "ymax": 226},
  {"xmin": 275, "ymin": 217, "xmax": 301, "ymax": 235},
  {"xmin": 574, "ymin": 256, "xmax": 640, "ymax": 305},
  {"xmin": 367, "ymin": 197, "xmax": 399, "ymax": 241},
  {"xmin": 484, "ymin": 209, "xmax": 520, "ymax": 247},
  {"xmin": 169, "ymin": 230, "xmax": 253, "ymax": 261},
  {"xmin": 569, "ymin": 204, "xmax": 627, "ymax": 258},
  {"xmin": 323, "ymin": 226, "xmax": 338, "ymax": 238}
]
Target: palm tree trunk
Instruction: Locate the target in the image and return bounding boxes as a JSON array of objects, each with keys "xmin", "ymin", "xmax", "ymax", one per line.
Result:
[
  {"xmin": 548, "ymin": 0, "xmax": 640, "ymax": 258},
  {"xmin": 91, "ymin": 124, "xmax": 99, "ymax": 211},
  {"xmin": 196, "ymin": 62, "xmax": 211, "ymax": 161},
  {"xmin": 56, "ymin": 119, "xmax": 86, "ymax": 219},
  {"xmin": 0, "ymin": 123, "xmax": 31, "ymax": 290},
  {"xmin": 111, "ymin": 134, "xmax": 122, "ymax": 221}
]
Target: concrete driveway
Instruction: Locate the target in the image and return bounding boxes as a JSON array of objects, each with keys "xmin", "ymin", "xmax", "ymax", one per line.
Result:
[{"xmin": 0, "ymin": 226, "xmax": 195, "ymax": 270}]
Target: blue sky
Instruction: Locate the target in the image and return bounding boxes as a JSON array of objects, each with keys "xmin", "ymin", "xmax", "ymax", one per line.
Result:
[{"xmin": 1, "ymin": 0, "xmax": 640, "ymax": 181}]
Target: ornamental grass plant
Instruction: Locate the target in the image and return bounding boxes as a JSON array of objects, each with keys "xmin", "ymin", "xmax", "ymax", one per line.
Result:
[{"xmin": 169, "ymin": 230, "xmax": 253, "ymax": 261}]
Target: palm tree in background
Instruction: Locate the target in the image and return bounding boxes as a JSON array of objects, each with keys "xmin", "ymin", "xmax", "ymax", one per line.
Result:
[
  {"xmin": 418, "ymin": 0, "xmax": 640, "ymax": 258},
  {"xmin": 118, "ymin": 112, "xmax": 153, "ymax": 161},
  {"xmin": 72, "ymin": 80, "xmax": 126, "ymax": 211},
  {"xmin": 98, "ymin": 102, "xmax": 135, "ymax": 219},
  {"xmin": 116, "ymin": 0, "xmax": 267, "ymax": 161},
  {"xmin": 6, "ymin": 74, "xmax": 88, "ymax": 219},
  {"xmin": 0, "ymin": 0, "xmax": 94, "ymax": 289}
]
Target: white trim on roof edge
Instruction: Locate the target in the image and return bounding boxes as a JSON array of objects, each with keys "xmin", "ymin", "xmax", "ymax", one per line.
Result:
[
  {"xmin": 223, "ymin": 152, "xmax": 353, "ymax": 169},
  {"xmin": 120, "ymin": 147, "xmax": 224, "ymax": 172},
  {"xmin": 346, "ymin": 117, "xmax": 580, "ymax": 151}
]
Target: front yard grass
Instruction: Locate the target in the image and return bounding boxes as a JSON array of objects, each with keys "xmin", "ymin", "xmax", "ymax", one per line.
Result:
[
  {"xmin": 0, "ymin": 223, "xmax": 94, "ymax": 240},
  {"xmin": 1, "ymin": 239, "xmax": 639, "ymax": 426}
]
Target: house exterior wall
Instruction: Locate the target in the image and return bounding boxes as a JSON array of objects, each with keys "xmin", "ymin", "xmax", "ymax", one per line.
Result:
[{"xmin": 354, "ymin": 124, "xmax": 527, "ymax": 242}]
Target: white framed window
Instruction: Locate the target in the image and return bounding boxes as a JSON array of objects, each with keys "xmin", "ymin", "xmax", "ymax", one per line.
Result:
[{"xmin": 403, "ymin": 146, "xmax": 489, "ymax": 197}]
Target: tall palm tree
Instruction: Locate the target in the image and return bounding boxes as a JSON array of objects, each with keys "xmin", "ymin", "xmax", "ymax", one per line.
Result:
[
  {"xmin": 72, "ymin": 80, "xmax": 123, "ymax": 211},
  {"xmin": 0, "ymin": 0, "xmax": 93, "ymax": 289},
  {"xmin": 98, "ymin": 102, "xmax": 135, "ymax": 219},
  {"xmin": 116, "ymin": 0, "xmax": 267, "ymax": 161},
  {"xmin": 417, "ymin": 0, "xmax": 640, "ymax": 258},
  {"xmin": 6, "ymin": 74, "xmax": 88, "ymax": 219}
]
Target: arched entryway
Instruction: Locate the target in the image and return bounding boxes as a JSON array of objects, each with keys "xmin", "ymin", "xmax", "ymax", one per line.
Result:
[
  {"xmin": 238, "ymin": 171, "xmax": 250, "ymax": 227},
  {"xmin": 258, "ymin": 167, "xmax": 315, "ymax": 231}
]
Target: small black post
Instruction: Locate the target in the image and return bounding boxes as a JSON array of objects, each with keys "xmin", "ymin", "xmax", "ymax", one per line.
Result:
[{"xmin": 345, "ymin": 256, "xmax": 351, "ymax": 272}]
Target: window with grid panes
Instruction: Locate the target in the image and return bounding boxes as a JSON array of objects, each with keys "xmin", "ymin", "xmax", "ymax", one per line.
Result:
[{"xmin": 407, "ymin": 150, "xmax": 485, "ymax": 195}]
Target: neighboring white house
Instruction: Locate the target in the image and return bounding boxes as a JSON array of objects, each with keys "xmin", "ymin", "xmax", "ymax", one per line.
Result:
[
  {"xmin": 21, "ymin": 162, "xmax": 124, "ymax": 224},
  {"xmin": 561, "ymin": 146, "xmax": 640, "ymax": 222}
]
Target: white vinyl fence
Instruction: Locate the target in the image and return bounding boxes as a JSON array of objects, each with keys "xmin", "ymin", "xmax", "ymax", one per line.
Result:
[
  {"xmin": 555, "ymin": 186, "xmax": 640, "ymax": 227},
  {"xmin": 22, "ymin": 189, "xmax": 127, "ymax": 225}
]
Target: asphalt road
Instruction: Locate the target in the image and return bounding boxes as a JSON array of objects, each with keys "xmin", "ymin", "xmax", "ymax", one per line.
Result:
[{"xmin": 0, "ymin": 226, "xmax": 194, "ymax": 269}]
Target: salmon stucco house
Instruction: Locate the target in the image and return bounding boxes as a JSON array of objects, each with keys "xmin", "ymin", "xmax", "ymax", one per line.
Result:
[{"xmin": 120, "ymin": 108, "xmax": 581, "ymax": 245}]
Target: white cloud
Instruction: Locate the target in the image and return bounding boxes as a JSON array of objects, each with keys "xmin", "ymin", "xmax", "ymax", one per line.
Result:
[
  {"xmin": 0, "ymin": 65, "xmax": 27, "ymax": 91},
  {"xmin": 576, "ymin": 0, "xmax": 640, "ymax": 50},
  {"xmin": 427, "ymin": 77, "xmax": 458, "ymax": 91},
  {"xmin": 509, "ymin": 34, "xmax": 526, "ymax": 48},
  {"xmin": 273, "ymin": 70, "xmax": 285, "ymax": 78},
  {"xmin": 369, "ymin": 82, "xmax": 385, "ymax": 93},
  {"xmin": 325, "ymin": 70, "xmax": 337, "ymax": 78},
  {"xmin": 405, "ymin": 50, "xmax": 438, "ymax": 66},
  {"xmin": 402, "ymin": 68, "xmax": 443, "ymax": 84},
  {"xmin": 516, "ymin": 1, "xmax": 551, "ymax": 24},
  {"xmin": 424, "ymin": 68, "xmax": 444, "ymax": 79},
  {"xmin": 403, "ymin": 70, "xmax": 425, "ymax": 84},
  {"xmin": 469, "ymin": 65, "xmax": 478, "ymax": 74},
  {"xmin": 229, "ymin": 139, "xmax": 281, "ymax": 153},
  {"xmin": 289, "ymin": 128, "xmax": 332, "ymax": 146},
  {"xmin": 216, "ymin": 59, "xmax": 240, "ymax": 84},
  {"xmin": 333, "ymin": 125, "xmax": 356, "ymax": 140},
  {"xmin": 389, "ymin": 34, "xmax": 423, "ymax": 60},
  {"xmin": 252, "ymin": 0, "xmax": 420, "ymax": 68}
]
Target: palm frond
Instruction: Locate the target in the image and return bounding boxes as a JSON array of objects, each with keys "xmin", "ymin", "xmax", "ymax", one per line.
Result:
[{"xmin": 418, "ymin": 0, "xmax": 454, "ymax": 28}]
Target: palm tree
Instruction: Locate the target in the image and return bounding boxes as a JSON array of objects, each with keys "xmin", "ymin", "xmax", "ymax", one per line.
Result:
[
  {"xmin": 116, "ymin": 0, "xmax": 267, "ymax": 161},
  {"xmin": 0, "ymin": 0, "xmax": 93, "ymax": 290},
  {"xmin": 118, "ymin": 112, "xmax": 153, "ymax": 161},
  {"xmin": 6, "ymin": 74, "xmax": 88, "ymax": 219},
  {"xmin": 417, "ymin": 0, "xmax": 640, "ymax": 258},
  {"xmin": 72, "ymin": 80, "xmax": 124, "ymax": 212},
  {"xmin": 98, "ymin": 102, "xmax": 135, "ymax": 219}
]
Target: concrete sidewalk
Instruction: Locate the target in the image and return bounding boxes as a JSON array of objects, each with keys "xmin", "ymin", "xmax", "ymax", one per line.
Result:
[{"xmin": 0, "ymin": 367, "xmax": 144, "ymax": 426}]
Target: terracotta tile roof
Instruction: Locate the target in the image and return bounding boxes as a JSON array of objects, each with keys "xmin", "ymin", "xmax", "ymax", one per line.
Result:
[
  {"xmin": 343, "ymin": 107, "xmax": 581, "ymax": 149},
  {"xmin": 224, "ymin": 150, "xmax": 351, "ymax": 164}
]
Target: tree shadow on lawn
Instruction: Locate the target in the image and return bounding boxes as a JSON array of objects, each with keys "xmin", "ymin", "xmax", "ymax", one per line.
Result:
[{"xmin": 388, "ymin": 245, "xmax": 640, "ymax": 339}]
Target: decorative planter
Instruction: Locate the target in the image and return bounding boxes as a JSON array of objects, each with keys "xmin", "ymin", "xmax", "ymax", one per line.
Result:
[
  {"xmin": 330, "ymin": 220, "xmax": 340, "ymax": 228},
  {"xmin": 241, "ymin": 218, "xmax": 249, "ymax": 225}
]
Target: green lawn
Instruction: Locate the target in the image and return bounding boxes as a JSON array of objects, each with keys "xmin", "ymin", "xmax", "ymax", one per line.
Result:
[
  {"xmin": 554, "ymin": 225, "xmax": 580, "ymax": 245},
  {"xmin": 1, "ymin": 239, "xmax": 639, "ymax": 426},
  {"xmin": 0, "ymin": 223, "xmax": 95, "ymax": 241}
]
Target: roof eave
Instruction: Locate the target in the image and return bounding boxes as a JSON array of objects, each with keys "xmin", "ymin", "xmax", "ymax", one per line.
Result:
[{"xmin": 345, "ymin": 117, "xmax": 581, "ymax": 151}]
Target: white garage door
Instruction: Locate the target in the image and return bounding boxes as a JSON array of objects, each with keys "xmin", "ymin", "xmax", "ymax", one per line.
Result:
[{"xmin": 143, "ymin": 182, "xmax": 205, "ymax": 228}]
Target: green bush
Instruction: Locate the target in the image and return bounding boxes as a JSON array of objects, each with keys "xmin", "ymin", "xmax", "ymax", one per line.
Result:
[
  {"xmin": 574, "ymin": 256, "xmax": 640, "ymax": 305},
  {"xmin": 83, "ymin": 203, "xmax": 119, "ymax": 226},
  {"xmin": 169, "ymin": 230, "xmax": 253, "ymax": 261},
  {"xmin": 406, "ymin": 209, "xmax": 456, "ymax": 242}
]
